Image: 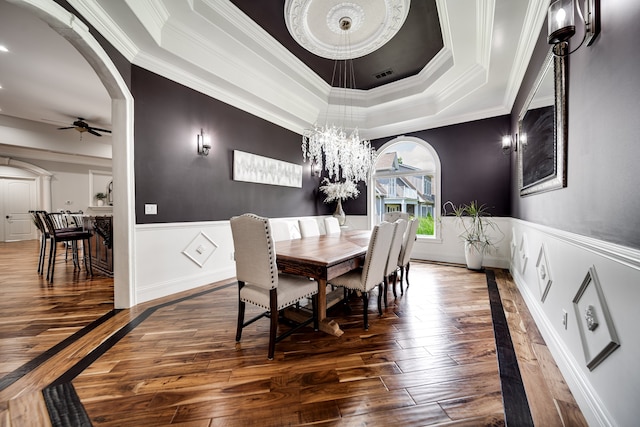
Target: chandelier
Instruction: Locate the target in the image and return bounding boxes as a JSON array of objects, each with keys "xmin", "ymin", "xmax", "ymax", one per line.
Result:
[{"xmin": 300, "ymin": 15, "xmax": 376, "ymax": 184}]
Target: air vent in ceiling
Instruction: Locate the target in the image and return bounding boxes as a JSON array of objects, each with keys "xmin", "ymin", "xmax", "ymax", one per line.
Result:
[{"xmin": 373, "ymin": 68, "xmax": 394, "ymax": 79}]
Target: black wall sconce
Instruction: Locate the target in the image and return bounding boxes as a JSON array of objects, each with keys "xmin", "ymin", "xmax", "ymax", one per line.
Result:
[
  {"xmin": 502, "ymin": 135, "xmax": 514, "ymax": 155},
  {"xmin": 548, "ymin": 0, "xmax": 600, "ymax": 50},
  {"xmin": 197, "ymin": 128, "xmax": 211, "ymax": 156}
]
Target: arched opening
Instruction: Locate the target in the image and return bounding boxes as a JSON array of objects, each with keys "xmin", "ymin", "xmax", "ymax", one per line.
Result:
[
  {"xmin": 11, "ymin": 0, "xmax": 135, "ymax": 308},
  {"xmin": 370, "ymin": 136, "xmax": 441, "ymax": 239}
]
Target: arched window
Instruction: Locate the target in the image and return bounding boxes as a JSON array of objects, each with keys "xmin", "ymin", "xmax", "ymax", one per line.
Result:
[{"xmin": 370, "ymin": 137, "xmax": 441, "ymax": 238}]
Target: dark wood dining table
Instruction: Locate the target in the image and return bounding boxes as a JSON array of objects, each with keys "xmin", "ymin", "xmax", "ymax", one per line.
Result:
[{"xmin": 275, "ymin": 229, "xmax": 371, "ymax": 337}]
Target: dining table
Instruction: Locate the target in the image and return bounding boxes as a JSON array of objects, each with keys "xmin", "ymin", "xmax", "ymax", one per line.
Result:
[{"xmin": 275, "ymin": 229, "xmax": 371, "ymax": 337}]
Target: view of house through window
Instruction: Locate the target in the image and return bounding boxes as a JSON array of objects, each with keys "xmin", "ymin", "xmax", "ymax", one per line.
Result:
[{"xmin": 373, "ymin": 139, "xmax": 439, "ymax": 237}]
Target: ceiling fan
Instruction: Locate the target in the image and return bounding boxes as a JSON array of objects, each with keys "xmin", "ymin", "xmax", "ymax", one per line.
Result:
[{"xmin": 57, "ymin": 117, "xmax": 111, "ymax": 137}]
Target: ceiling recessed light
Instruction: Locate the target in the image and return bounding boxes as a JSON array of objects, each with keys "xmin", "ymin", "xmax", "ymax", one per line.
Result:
[{"xmin": 0, "ymin": 45, "xmax": 9, "ymax": 53}]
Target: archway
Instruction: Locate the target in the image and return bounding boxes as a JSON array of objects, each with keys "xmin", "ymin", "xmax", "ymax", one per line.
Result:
[{"xmin": 14, "ymin": 0, "xmax": 135, "ymax": 308}]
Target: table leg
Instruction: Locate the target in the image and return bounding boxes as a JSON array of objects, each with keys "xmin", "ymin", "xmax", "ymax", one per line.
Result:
[{"xmin": 316, "ymin": 278, "xmax": 343, "ymax": 337}]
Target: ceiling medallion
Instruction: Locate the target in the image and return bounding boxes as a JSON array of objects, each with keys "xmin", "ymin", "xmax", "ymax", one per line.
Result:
[{"xmin": 285, "ymin": 0, "xmax": 411, "ymax": 60}]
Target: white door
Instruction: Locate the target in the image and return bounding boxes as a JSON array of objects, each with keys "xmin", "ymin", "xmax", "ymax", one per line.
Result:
[{"xmin": 0, "ymin": 178, "xmax": 37, "ymax": 242}]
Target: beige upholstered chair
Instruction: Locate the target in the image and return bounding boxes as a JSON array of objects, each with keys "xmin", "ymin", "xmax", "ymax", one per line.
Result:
[
  {"xmin": 383, "ymin": 212, "xmax": 410, "ymax": 223},
  {"xmin": 230, "ymin": 214, "xmax": 318, "ymax": 360},
  {"xmin": 398, "ymin": 218, "xmax": 420, "ymax": 294},
  {"xmin": 298, "ymin": 218, "xmax": 320, "ymax": 238},
  {"xmin": 383, "ymin": 219, "xmax": 408, "ymax": 307},
  {"xmin": 328, "ymin": 221, "xmax": 395, "ymax": 330},
  {"xmin": 270, "ymin": 220, "xmax": 293, "ymax": 242},
  {"xmin": 324, "ymin": 217, "xmax": 341, "ymax": 235}
]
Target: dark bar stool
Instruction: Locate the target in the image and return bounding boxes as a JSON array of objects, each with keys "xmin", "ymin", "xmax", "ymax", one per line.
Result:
[{"xmin": 37, "ymin": 211, "xmax": 93, "ymax": 283}]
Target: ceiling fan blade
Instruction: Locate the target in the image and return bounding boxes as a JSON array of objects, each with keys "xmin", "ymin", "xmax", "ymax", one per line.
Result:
[
  {"xmin": 88, "ymin": 129, "xmax": 102, "ymax": 137},
  {"xmin": 89, "ymin": 127, "xmax": 111, "ymax": 133},
  {"xmin": 57, "ymin": 126, "xmax": 75, "ymax": 130}
]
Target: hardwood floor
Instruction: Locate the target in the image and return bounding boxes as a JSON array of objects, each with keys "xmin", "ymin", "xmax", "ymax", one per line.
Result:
[{"xmin": 0, "ymin": 239, "xmax": 587, "ymax": 426}]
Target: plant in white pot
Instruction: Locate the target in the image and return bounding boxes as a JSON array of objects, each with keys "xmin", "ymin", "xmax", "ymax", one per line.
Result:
[
  {"xmin": 319, "ymin": 178, "xmax": 359, "ymax": 226},
  {"xmin": 443, "ymin": 200, "xmax": 501, "ymax": 270},
  {"xmin": 95, "ymin": 192, "xmax": 108, "ymax": 206}
]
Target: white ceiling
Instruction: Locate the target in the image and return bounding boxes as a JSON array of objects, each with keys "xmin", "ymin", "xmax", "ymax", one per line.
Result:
[{"xmin": 0, "ymin": 0, "xmax": 548, "ymax": 162}]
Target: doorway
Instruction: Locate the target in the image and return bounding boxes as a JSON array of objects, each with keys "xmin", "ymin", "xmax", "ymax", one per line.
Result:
[
  {"xmin": 0, "ymin": 178, "xmax": 37, "ymax": 242},
  {"xmin": 9, "ymin": 0, "xmax": 135, "ymax": 308}
]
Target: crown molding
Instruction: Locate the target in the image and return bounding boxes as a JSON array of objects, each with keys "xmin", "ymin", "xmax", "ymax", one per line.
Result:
[
  {"xmin": 69, "ymin": 0, "xmax": 540, "ymax": 139},
  {"xmin": 123, "ymin": 0, "xmax": 169, "ymax": 46}
]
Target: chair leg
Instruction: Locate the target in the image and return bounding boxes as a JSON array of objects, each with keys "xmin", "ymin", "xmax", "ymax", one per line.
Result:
[
  {"xmin": 342, "ymin": 288, "xmax": 351, "ymax": 313},
  {"xmin": 47, "ymin": 240, "xmax": 57, "ymax": 283},
  {"xmin": 383, "ymin": 277, "xmax": 389, "ymax": 308},
  {"xmin": 268, "ymin": 289, "xmax": 278, "ymax": 360},
  {"xmin": 399, "ymin": 266, "xmax": 405, "ymax": 295},
  {"xmin": 312, "ymin": 294, "xmax": 319, "ymax": 331},
  {"xmin": 362, "ymin": 291, "xmax": 369, "ymax": 331},
  {"xmin": 235, "ymin": 282, "xmax": 246, "ymax": 342},
  {"xmin": 392, "ymin": 271, "xmax": 398, "ymax": 297},
  {"xmin": 38, "ymin": 236, "xmax": 46, "ymax": 274},
  {"xmin": 84, "ymin": 238, "xmax": 93, "ymax": 276},
  {"xmin": 405, "ymin": 262, "xmax": 411, "ymax": 290},
  {"xmin": 377, "ymin": 283, "xmax": 383, "ymax": 316}
]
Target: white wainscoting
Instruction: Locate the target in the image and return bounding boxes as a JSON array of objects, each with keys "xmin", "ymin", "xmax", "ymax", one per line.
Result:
[
  {"xmin": 509, "ymin": 219, "xmax": 640, "ymax": 427},
  {"xmin": 412, "ymin": 217, "xmax": 512, "ymax": 269},
  {"xmin": 133, "ymin": 215, "xmax": 364, "ymax": 304},
  {"xmin": 135, "ymin": 221, "xmax": 236, "ymax": 304}
]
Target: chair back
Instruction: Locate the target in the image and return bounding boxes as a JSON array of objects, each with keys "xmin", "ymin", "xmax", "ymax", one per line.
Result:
[
  {"xmin": 384, "ymin": 212, "xmax": 410, "ymax": 223},
  {"xmin": 298, "ymin": 218, "xmax": 320, "ymax": 238},
  {"xmin": 360, "ymin": 221, "xmax": 395, "ymax": 292},
  {"xmin": 385, "ymin": 219, "xmax": 407, "ymax": 276},
  {"xmin": 324, "ymin": 217, "xmax": 341, "ymax": 235},
  {"xmin": 230, "ymin": 214, "xmax": 278, "ymax": 290},
  {"xmin": 270, "ymin": 220, "xmax": 293, "ymax": 242},
  {"xmin": 30, "ymin": 210, "xmax": 47, "ymax": 235},
  {"xmin": 399, "ymin": 218, "xmax": 420, "ymax": 266}
]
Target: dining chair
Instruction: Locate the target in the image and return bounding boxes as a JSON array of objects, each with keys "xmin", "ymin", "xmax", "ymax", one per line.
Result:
[
  {"xmin": 398, "ymin": 217, "xmax": 420, "ymax": 294},
  {"xmin": 29, "ymin": 210, "xmax": 49, "ymax": 275},
  {"xmin": 328, "ymin": 221, "xmax": 395, "ymax": 330},
  {"xmin": 38, "ymin": 211, "xmax": 93, "ymax": 284},
  {"xmin": 270, "ymin": 220, "xmax": 293, "ymax": 242},
  {"xmin": 383, "ymin": 219, "xmax": 408, "ymax": 307},
  {"xmin": 298, "ymin": 218, "xmax": 320, "ymax": 238},
  {"xmin": 324, "ymin": 217, "xmax": 341, "ymax": 235},
  {"xmin": 383, "ymin": 212, "xmax": 410, "ymax": 223},
  {"xmin": 231, "ymin": 213, "xmax": 319, "ymax": 360}
]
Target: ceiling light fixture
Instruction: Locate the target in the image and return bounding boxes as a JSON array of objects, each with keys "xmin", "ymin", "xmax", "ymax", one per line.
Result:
[
  {"xmin": 0, "ymin": 45, "xmax": 8, "ymax": 53},
  {"xmin": 301, "ymin": 15, "xmax": 376, "ymax": 184}
]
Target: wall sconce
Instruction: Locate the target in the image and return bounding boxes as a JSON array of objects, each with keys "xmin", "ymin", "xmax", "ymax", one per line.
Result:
[
  {"xmin": 548, "ymin": 0, "xmax": 600, "ymax": 48},
  {"xmin": 197, "ymin": 128, "xmax": 211, "ymax": 156},
  {"xmin": 502, "ymin": 135, "xmax": 513, "ymax": 154}
]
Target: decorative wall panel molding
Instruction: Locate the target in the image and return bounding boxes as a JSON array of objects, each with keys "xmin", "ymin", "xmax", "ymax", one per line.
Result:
[
  {"xmin": 519, "ymin": 233, "xmax": 529, "ymax": 274},
  {"xmin": 182, "ymin": 232, "xmax": 218, "ymax": 267},
  {"xmin": 572, "ymin": 266, "xmax": 620, "ymax": 371},
  {"xmin": 510, "ymin": 228, "xmax": 518, "ymax": 263},
  {"xmin": 536, "ymin": 244, "xmax": 553, "ymax": 302},
  {"xmin": 233, "ymin": 150, "xmax": 302, "ymax": 188}
]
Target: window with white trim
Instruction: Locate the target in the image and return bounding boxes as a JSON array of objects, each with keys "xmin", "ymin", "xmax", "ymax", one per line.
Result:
[{"xmin": 371, "ymin": 137, "xmax": 441, "ymax": 238}]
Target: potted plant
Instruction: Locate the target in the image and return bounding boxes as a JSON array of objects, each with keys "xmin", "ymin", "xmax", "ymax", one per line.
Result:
[
  {"xmin": 95, "ymin": 192, "xmax": 108, "ymax": 206},
  {"xmin": 443, "ymin": 200, "xmax": 501, "ymax": 270},
  {"xmin": 319, "ymin": 178, "xmax": 359, "ymax": 226}
]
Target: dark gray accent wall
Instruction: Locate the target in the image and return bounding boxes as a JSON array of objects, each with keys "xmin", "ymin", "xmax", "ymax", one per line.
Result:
[
  {"xmin": 132, "ymin": 66, "xmax": 330, "ymax": 224},
  {"xmin": 511, "ymin": 3, "xmax": 640, "ymax": 249},
  {"xmin": 368, "ymin": 116, "xmax": 512, "ymax": 217}
]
